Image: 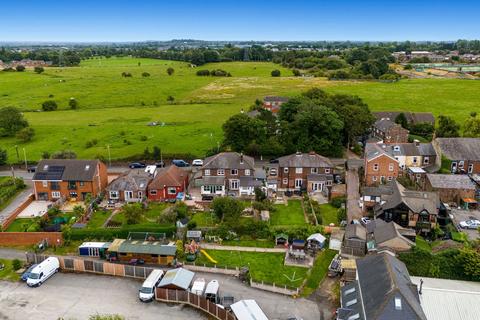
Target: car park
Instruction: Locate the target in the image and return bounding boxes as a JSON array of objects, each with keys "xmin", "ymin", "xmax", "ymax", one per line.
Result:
[
  {"xmin": 459, "ymin": 219, "xmax": 480, "ymax": 229},
  {"xmin": 129, "ymin": 162, "xmax": 146, "ymax": 169},
  {"xmin": 26, "ymin": 257, "xmax": 60, "ymax": 287},
  {"xmin": 21, "ymin": 264, "xmax": 38, "ymax": 281},
  {"xmin": 192, "ymin": 159, "xmax": 204, "ymax": 166},
  {"xmin": 172, "ymin": 159, "xmax": 189, "ymax": 167}
]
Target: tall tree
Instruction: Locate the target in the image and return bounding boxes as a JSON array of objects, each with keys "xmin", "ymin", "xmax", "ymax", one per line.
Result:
[
  {"xmin": 395, "ymin": 112, "xmax": 409, "ymax": 129},
  {"xmin": 222, "ymin": 113, "xmax": 266, "ymax": 152},
  {"xmin": 436, "ymin": 115, "xmax": 460, "ymax": 137},
  {"xmin": 0, "ymin": 107, "xmax": 29, "ymax": 136},
  {"xmin": 463, "ymin": 113, "xmax": 480, "ymax": 137}
]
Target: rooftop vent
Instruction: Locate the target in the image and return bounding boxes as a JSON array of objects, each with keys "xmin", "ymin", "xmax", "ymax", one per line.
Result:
[{"xmin": 43, "ymin": 165, "xmax": 49, "ymax": 170}]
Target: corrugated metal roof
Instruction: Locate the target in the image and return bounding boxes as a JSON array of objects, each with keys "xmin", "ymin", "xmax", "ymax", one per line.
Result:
[
  {"xmin": 117, "ymin": 240, "xmax": 176, "ymax": 256},
  {"xmin": 158, "ymin": 268, "xmax": 194, "ymax": 290},
  {"xmin": 231, "ymin": 300, "xmax": 269, "ymax": 320},
  {"xmin": 411, "ymin": 277, "xmax": 480, "ymax": 320}
]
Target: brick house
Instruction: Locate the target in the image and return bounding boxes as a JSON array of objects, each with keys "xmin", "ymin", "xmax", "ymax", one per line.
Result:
[
  {"xmin": 372, "ymin": 118, "xmax": 409, "ymax": 144},
  {"xmin": 425, "ymin": 174, "xmax": 477, "ymax": 205},
  {"xmin": 106, "ymin": 169, "xmax": 153, "ymax": 203},
  {"xmin": 277, "ymin": 151, "xmax": 334, "ymax": 193},
  {"xmin": 33, "ymin": 159, "xmax": 108, "ymax": 201},
  {"xmin": 263, "ymin": 96, "xmax": 289, "ymax": 113},
  {"xmin": 147, "ymin": 165, "xmax": 189, "ymax": 201},
  {"xmin": 197, "ymin": 152, "xmax": 256, "ymax": 197},
  {"xmin": 433, "ymin": 138, "xmax": 480, "ymax": 174},
  {"xmin": 373, "ymin": 111, "xmax": 435, "ymax": 126},
  {"xmin": 364, "ymin": 143, "xmax": 400, "ymax": 186}
]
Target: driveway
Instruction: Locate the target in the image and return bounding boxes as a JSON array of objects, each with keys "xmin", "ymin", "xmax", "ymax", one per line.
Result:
[
  {"xmin": 0, "ymin": 180, "xmax": 33, "ymax": 227},
  {"xmin": 346, "ymin": 168, "xmax": 362, "ymax": 223},
  {"xmin": 451, "ymin": 208, "xmax": 480, "ymax": 240}
]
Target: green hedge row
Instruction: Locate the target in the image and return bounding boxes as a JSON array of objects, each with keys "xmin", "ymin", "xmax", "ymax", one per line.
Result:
[{"xmin": 67, "ymin": 225, "xmax": 176, "ymax": 241}]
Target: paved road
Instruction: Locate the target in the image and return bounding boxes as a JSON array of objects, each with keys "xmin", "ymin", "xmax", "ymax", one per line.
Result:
[
  {"xmin": 0, "ymin": 180, "xmax": 33, "ymax": 227},
  {"xmin": 346, "ymin": 168, "xmax": 362, "ymax": 223},
  {"xmin": 0, "ymin": 248, "xmax": 27, "ymax": 261}
]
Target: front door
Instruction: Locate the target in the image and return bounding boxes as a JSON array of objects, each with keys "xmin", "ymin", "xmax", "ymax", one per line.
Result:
[
  {"xmin": 295, "ymin": 179, "xmax": 303, "ymax": 189},
  {"xmin": 125, "ymin": 191, "xmax": 134, "ymax": 200},
  {"xmin": 230, "ymin": 179, "xmax": 239, "ymax": 190},
  {"xmin": 312, "ymin": 182, "xmax": 323, "ymax": 192}
]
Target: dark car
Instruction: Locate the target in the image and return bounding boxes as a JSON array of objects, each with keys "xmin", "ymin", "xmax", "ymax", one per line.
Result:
[
  {"xmin": 154, "ymin": 161, "xmax": 165, "ymax": 168},
  {"xmin": 129, "ymin": 162, "xmax": 146, "ymax": 169},
  {"xmin": 21, "ymin": 264, "xmax": 38, "ymax": 281},
  {"xmin": 172, "ymin": 159, "xmax": 189, "ymax": 167},
  {"xmin": 27, "ymin": 166, "xmax": 37, "ymax": 173},
  {"xmin": 269, "ymin": 158, "xmax": 279, "ymax": 164}
]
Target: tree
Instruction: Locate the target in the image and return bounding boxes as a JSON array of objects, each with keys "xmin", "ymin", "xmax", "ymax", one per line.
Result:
[
  {"xmin": 212, "ymin": 197, "xmax": 244, "ymax": 225},
  {"xmin": 122, "ymin": 203, "xmax": 143, "ymax": 225},
  {"xmin": 51, "ymin": 150, "xmax": 77, "ymax": 159},
  {"xmin": 271, "ymin": 69, "xmax": 281, "ymax": 77},
  {"xmin": 0, "ymin": 106, "xmax": 29, "ymax": 136},
  {"xmin": 0, "ymin": 149, "xmax": 6, "ymax": 165},
  {"xmin": 15, "ymin": 65, "xmax": 25, "ymax": 72},
  {"xmin": 16, "ymin": 127, "xmax": 35, "ymax": 142},
  {"xmin": 12, "ymin": 259, "xmax": 22, "ymax": 271},
  {"xmin": 69, "ymin": 98, "xmax": 78, "ymax": 109},
  {"xmin": 142, "ymin": 72, "xmax": 150, "ymax": 77},
  {"xmin": 436, "ymin": 115, "xmax": 460, "ymax": 137},
  {"xmin": 463, "ymin": 113, "xmax": 480, "ymax": 137},
  {"xmin": 152, "ymin": 146, "xmax": 161, "ymax": 160},
  {"xmin": 456, "ymin": 248, "xmax": 480, "ymax": 280},
  {"xmin": 166, "ymin": 67, "xmax": 174, "ymax": 76},
  {"xmin": 34, "ymin": 66, "xmax": 45, "ymax": 74},
  {"xmin": 395, "ymin": 112, "xmax": 409, "ymax": 129},
  {"xmin": 167, "ymin": 95, "xmax": 175, "ymax": 104},
  {"xmin": 222, "ymin": 113, "xmax": 266, "ymax": 152},
  {"xmin": 42, "ymin": 100, "xmax": 58, "ymax": 111},
  {"xmin": 254, "ymin": 187, "xmax": 266, "ymax": 202}
]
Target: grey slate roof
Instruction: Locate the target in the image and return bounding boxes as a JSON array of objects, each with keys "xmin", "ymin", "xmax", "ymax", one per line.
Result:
[
  {"xmin": 362, "ymin": 185, "xmax": 394, "ymax": 197},
  {"xmin": 345, "ymin": 224, "xmax": 367, "ymax": 241},
  {"xmin": 307, "ymin": 174, "xmax": 333, "ymax": 182},
  {"xmin": 33, "ymin": 159, "xmax": 100, "ymax": 181},
  {"xmin": 203, "ymin": 152, "xmax": 255, "ymax": 170},
  {"xmin": 374, "ymin": 118, "xmax": 398, "ymax": 132},
  {"xmin": 427, "ymin": 174, "xmax": 476, "ymax": 190},
  {"xmin": 373, "ymin": 111, "xmax": 435, "ymax": 125},
  {"xmin": 107, "ymin": 169, "xmax": 152, "ymax": 192},
  {"xmin": 436, "ymin": 138, "xmax": 480, "ymax": 160},
  {"xmin": 366, "ymin": 142, "xmax": 436, "ymax": 160},
  {"xmin": 239, "ymin": 176, "xmax": 262, "ymax": 187},
  {"xmin": 365, "ymin": 143, "xmax": 396, "ymax": 161},
  {"xmin": 277, "ymin": 152, "xmax": 333, "ymax": 168},
  {"xmin": 356, "ymin": 254, "xmax": 427, "ymax": 320},
  {"xmin": 374, "ymin": 221, "xmax": 414, "ymax": 247},
  {"xmin": 264, "ymin": 96, "xmax": 289, "ymax": 102},
  {"xmin": 338, "ymin": 281, "xmax": 365, "ymax": 320},
  {"xmin": 202, "ymin": 176, "xmax": 225, "ymax": 185}
]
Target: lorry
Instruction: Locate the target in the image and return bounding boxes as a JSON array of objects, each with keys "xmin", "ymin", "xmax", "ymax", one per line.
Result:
[
  {"xmin": 26, "ymin": 257, "xmax": 60, "ymax": 287},
  {"xmin": 139, "ymin": 269, "xmax": 164, "ymax": 302}
]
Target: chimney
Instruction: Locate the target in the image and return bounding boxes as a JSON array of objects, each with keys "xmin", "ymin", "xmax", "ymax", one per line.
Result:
[
  {"xmin": 240, "ymin": 152, "xmax": 244, "ymax": 164},
  {"xmin": 414, "ymin": 139, "xmax": 420, "ymax": 147}
]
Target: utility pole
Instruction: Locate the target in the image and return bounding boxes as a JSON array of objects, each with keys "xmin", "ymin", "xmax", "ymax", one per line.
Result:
[
  {"xmin": 106, "ymin": 145, "xmax": 111, "ymax": 167},
  {"xmin": 23, "ymin": 148, "xmax": 27, "ymax": 170},
  {"xmin": 15, "ymin": 145, "xmax": 19, "ymax": 163}
]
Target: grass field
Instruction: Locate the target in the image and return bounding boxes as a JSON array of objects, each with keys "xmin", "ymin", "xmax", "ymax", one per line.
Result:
[
  {"xmin": 0, "ymin": 259, "xmax": 20, "ymax": 282},
  {"xmin": 318, "ymin": 204, "xmax": 339, "ymax": 226},
  {"xmin": 5, "ymin": 218, "xmax": 37, "ymax": 232},
  {"xmin": 302, "ymin": 249, "xmax": 336, "ymax": 296},
  {"xmin": 195, "ymin": 250, "xmax": 308, "ymax": 287},
  {"xmin": 271, "ymin": 200, "xmax": 306, "ymax": 226},
  {"xmin": 2, "ymin": 56, "xmax": 480, "ymax": 163}
]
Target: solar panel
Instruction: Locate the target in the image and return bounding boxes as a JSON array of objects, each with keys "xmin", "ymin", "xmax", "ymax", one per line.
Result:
[{"xmin": 35, "ymin": 165, "xmax": 65, "ymax": 180}]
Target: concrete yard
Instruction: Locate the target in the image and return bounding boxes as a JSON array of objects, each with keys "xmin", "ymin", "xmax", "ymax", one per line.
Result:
[
  {"xmin": 0, "ymin": 271, "xmax": 323, "ymax": 320},
  {"xmin": 17, "ymin": 201, "xmax": 52, "ymax": 218},
  {"xmin": 450, "ymin": 208, "xmax": 480, "ymax": 240}
]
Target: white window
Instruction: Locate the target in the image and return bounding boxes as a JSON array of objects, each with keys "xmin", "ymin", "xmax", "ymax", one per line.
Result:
[
  {"xmin": 204, "ymin": 169, "xmax": 210, "ymax": 176},
  {"xmin": 217, "ymin": 169, "xmax": 225, "ymax": 176},
  {"xmin": 138, "ymin": 191, "xmax": 143, "ymax": 198},
  {"xmin": 51, "ymin": 191, "xmax": 61, "ymax": 199},
  {"xmin": 311, "ymin": 168, "xmax": 318, "ymax": 174},
  {"xmin": 245, "ymin": 169, "xmax": 251, "ymax": 176},
  {"xmin": 373, "ymin": 176, "xmax": 377, "ymax": 182},
  {"xmin": 389, "ymin": 163, "xmax": 394, "ymax": 172},
  {"xmin": 149, "ymin": 190, "xmax": 157, "ymax": 195},
  {"xmin": 295, "ymin": 168, "xmax": 303, "ymax": 174},
  {"xmin": 325, "ymin": 168, "xmax": 331, "ymax": 174},
  {"xmin": 283, "ymin": 178, "xmax": 288, "ymax": 185},
  {"xmin": 373, "ymin": 163, "xmax": 379, "ymax": 171},
  {"xmin": 388, "ymin": 176, "xmax": 393, "ymax": 181},
  {"xmin": 124, "ymin": 191, "xmax": 133, "ymax": 199},
  {"xmin": 284, "ymin": 167, "xmax": 289, "ymax": 173},
  {"xmin": 230, "ymin": 179, "xmax": 239, "ymax": 190},
  {"xmin": 295, "ymin": 179, "xmax": 302, "ymax": 188},
  {"xmin": 423, "ymin": 157, "xmax": 429, "ymax": 165},
  {"xmin": 468, "ymin": 163, "xmax": 474, "ymax": 173},
  {"xmin": 168, "ymin": 187, "xmax": 177, "ymax": 195},
  {"xmin": 459, "ymin": 161, "xmax": 465, "ymax": 168},
  {"xmin": 109, "ymin": 191, "xmax": 119, "ymax": 199},
  {"xmin": 42, "ymin": 181, "xmax": 48, "ymax": 187},
  {"xmin": 231, "ymin": 169, "xmax": 238, "ymax": 175}
]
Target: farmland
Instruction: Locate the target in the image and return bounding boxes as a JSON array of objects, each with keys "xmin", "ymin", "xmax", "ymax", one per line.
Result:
[{"xmin": 2, "ymin": 57, "xmax": 480, "ymax": 163}]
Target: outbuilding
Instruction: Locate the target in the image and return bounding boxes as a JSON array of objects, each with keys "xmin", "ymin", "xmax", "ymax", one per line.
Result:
[
  {"xmin": 78, "ymin": 242, "xmax": 111, "ymax": 258},
  {"xmin": 307, "ymin": 233, "xmax": 326, "ymax": 249},
  {"xmin": 231, "ymin": 299, "xmax": 268, "ymax": 320},
  {"xmin": 157, "ymin": 268, "xmax": 195, "ymax": 291}
]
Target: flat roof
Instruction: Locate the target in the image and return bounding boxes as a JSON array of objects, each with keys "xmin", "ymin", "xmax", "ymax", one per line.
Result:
[
  {"xmin": 231, "ymin": 300, "xmax": 268, "ymax": 320},
  {"xmin": 411, "ymin": 276, "xmax": 480, "ymax": 320},
  {"xmin": 409, "ymin": 167, "xmax": 426, "ymax": 173}
]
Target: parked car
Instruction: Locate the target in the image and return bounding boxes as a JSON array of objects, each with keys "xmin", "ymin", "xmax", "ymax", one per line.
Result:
[
  {"xmin": 221, "ymin": 293, "xmax": 235, "ymax": 311},
  {"xmin": 27, "ymin": 166, "xmax": 37, "ymax": 173},
  {"xmin": 26, "ymin": 257, "xmax": 60, "ymax": 287},
  {"xmin": 21, "ymin": 264, "xmax": 38, "ymax": 281},
  {"xmin": 154, "ymin": 161, "xmax": 165, "ymax": 168},
  {"xmin": 129, "ymin": 162, "xmax": 146, "ymax": 169},
  {"xmin": 172, "ymin": 159, "xmax": 189, "ymax": 167},
  {"xmin": 192, "ymin": 159, "xmax": 204, "ymax": 166},
  {"xmin": 351, "ymin": 219, "xmax": 360, "ymax": 225},
  {"xmin": 360, "ymin": 217, "xmax": 371, "ymax": 226},
  {"xmin": 459, "ymin": 219, "xmax": 480, "ymax": 229},
  {"xmin": 269, "ymin": 158, "xmax": 279, "ymax": 164}
]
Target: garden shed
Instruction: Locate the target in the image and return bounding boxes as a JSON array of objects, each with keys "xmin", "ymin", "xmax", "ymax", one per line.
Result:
[
  {"xmin": 78, "ymin": 242, "xmax": 111, "ymax": 258},
  {"xmin": 187, "ymin": 230, "xmax": 202, "ymax": 242},
  {"xmin": 275, "ymin": 233, "xmax": 288, "ymax": 246},
  {"xmin": 157, "ymin": 268, "xmax": 195, "ymax": 290},
  {"xmin": 307, "ymin": 233, "xmax": 326, "ymax": 249}
]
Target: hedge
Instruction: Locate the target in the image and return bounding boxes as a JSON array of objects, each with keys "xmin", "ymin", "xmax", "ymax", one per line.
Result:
[{"xmin": 67, "ymin": 225, "xmax": 176, "ymax": 241}]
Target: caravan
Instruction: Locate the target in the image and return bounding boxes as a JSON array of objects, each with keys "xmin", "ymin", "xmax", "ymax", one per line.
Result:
[
  {"xmin": 26, "ymin": 257, "xmax": 60, "ymax": 287},
  {"xmin": 205, "ymin": 279, "xmax": 220, "ymax": 303},
  {"xmin": 139, "ymin": 269, "xmax": 164, "ymax": 302}
]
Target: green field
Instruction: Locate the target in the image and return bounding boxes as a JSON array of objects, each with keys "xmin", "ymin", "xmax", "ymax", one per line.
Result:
[
  {"xmin": 271, "ymin": 200, "xmax": 306, "ymax": 226},
  {"xmin": 2, "ymin": 56, "xmax": 480, "ymax": 163}
]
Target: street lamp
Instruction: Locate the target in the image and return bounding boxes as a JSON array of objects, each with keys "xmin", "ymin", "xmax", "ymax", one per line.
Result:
[{"xmin": 22, "ymin": 148, "xmax": 27, "ymax": 170}]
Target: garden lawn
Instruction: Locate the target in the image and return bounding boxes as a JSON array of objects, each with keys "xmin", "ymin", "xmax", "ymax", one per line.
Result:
[
  {"xmin": 415, "ymin": 235, "xmax": 432, "ymax": 252},
  {"xmin": 318, "ymin": 204, "xmax": 339, "ymax": 226},
  {"xmin": 86, "ymin": 210, "xmax": 111, "ymax": 229},
  {"xmin": 302, "ymin": 249, "xmax": 337, "ymax": 296},
  {"xmin": 271, "ymin": 200, "xmax": 306, "ymax": 226},
  {"xmin": 5, "ymin": 218, "xmax": 37, "ymax": 232},
  {"xmin": 221, "ymin": 239, "xmax": 274, "ymax": 248},
  {"xmin": 0, "ymin": 259, "xmax": 20, "ymax": 282},
  {"xmin": 195, "ymin": 250, "xmax": 308, "ymax": 288},
  {"xmin": 191, "ymin": 211, "xmax": 218, "ymax": 227},
  {"xmin": 144, "ymin": 203, "xmax": 169, "ymax": 221}
]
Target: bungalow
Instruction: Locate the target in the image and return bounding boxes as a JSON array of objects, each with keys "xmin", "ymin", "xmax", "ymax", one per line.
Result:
[
  {"xmin": 433, "ymin": 138, "xmax": 480, "ymax": 174},
  {"xmin": 425, "ymin": 174, "xmax": 477, "ymax": 206},
  {"xmin": 106, "ymin": 169, "xmax": 153, "ymax": 202},
  {"xmin": 368, "ymin": 220, "xmax": 416, "ymax": 253},
  {"xmin": 32, "ymin": 159, "xmax": 108, "ymax": 201},
  {"xmin": 337, "ymin": 253, "xmax": 427, "ymax": 320},
  {"xmin": 148, "ymin": 165, "xmax": 189, "ymax": 202}
]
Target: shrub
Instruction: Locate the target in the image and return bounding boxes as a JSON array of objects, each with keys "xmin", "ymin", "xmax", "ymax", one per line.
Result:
[
  {"xmin": 15, "ymin": 65, "xmax": 25, "ymax": 72},
  {"xmin": 330, "ymin": 197, "xmax": 346, "ymax": 208},
  {"xmin": 196, "ymin": 69, "xmax": 210, "ymax": 76},
  {"xmin": 271, "ymin": 69, "xmax": 281, "ymax": 77},
  {"xmin": 292, "ymin": 69, "xmax": 301, "ymax": 76},
  {"xmin": 121, "ymin": 72, "xmax": 132, "ymax": 77},
  {"xmin": 139, "ymin": 135, "xmax": 148, "ymax": 141},
  {"xmin": 34, "ymin": 66, "xmax": 45, "ymax": 74},
  {"xmin": 85, "ymin": 139, "xmax": 98, "ymax": 148},
  {"xmin": 16, "ymin": 127, "xmax": 35, "ymax": 142},
  {"xmin": 12, "ymin": 259, "xmax": 22, "ymax": 271},
  {"xmin": 42, "ymin": 100, "xmax": 58, "ymax": 111},
  {"xmin": 51, "ymin": 150, "xmax": 77, "ymax": 159},
  {"xmin": 166, "ymin": 67, "xmax": 174, "ymax": 76},
  {"xmin": 69, "ymin": 98, "xmax": 78, "ymax": 109},
  {"xmin": 0, "ymin": 148, "xmax": 7, "ymax": 165},
  {"xmin": 142, "ymin": 72, "xmax": 150, "ymax": 77}
]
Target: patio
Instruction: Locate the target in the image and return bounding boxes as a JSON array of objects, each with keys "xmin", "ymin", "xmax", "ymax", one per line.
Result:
[
  {"xmin": 17, "ymin": 201, "xmax": 52, "ymax": 218},
  {"xmin": 61, "ymin": 200, "xmax": 86, "ymax": 212}
]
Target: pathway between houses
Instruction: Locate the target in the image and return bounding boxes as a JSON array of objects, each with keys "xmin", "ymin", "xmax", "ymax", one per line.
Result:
[{"xmin": 201, "ymin": 243, "xmax": 285, "ymax": 253}]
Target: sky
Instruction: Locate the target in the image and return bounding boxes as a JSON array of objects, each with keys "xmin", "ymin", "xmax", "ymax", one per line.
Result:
[{"xmin": 0, "ymin": 0, "xmax": 479, "ymax": 42}]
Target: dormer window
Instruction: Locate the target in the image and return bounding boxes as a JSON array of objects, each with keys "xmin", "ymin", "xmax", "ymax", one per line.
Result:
[{"xmin": 85, "ymin": 165, "xmax": 90, "ymax": 171}]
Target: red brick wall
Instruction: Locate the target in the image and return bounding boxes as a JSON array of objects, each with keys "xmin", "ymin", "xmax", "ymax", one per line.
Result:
[
  {"xmin": 0, "ymin": 232, "xmax": 63, "ymax": 246},
  {"xmin": 365, "ymin": 154, "xmax": 399, "ymax": 186}
]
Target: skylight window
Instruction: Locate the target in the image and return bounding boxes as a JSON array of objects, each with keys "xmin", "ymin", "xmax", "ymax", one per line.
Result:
[
  {"xmin": 345, "ymin": 287, "xmax": 356, "ymax": 295},
  {"xmin": 348, "ymin": 314, "xmax": 360, "ymax": 320},
  {"xmin": 346, "ymin": 299, "xmax": 357, "ymax": 307},
  {"xmin": 395, "ymin": 297, "xmax": 402, "ymax": 310}
]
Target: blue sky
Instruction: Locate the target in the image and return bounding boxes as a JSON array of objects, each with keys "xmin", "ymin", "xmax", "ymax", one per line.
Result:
[{"xmin": 0, "ymin": 0, "xmax": 479, "ymax": 42}]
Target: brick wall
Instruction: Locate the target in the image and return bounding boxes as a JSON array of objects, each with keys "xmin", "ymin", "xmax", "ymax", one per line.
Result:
[
  {"xmin": 1, "ymin": 193, "xmax": 34, "ymax": 230},
  {"xmin": 0, "ymin": 232, "xmax": 63, "ymax": 246}
]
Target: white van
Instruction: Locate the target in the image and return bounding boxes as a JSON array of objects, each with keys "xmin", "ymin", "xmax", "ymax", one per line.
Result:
[
  {"xmin": 139, "ymin": 269, "xmax": 164, "ymax": 302},
  {"xmin": 190, "ymin": 278, "xmax": 206, "ymax": 296},
  {"xmin": 205, "ymin": 279, "xmax": 220, "ymax": 303},
  {"xmin": 26, "ymin": 257, "xmax": 60, "ymax": 287}
]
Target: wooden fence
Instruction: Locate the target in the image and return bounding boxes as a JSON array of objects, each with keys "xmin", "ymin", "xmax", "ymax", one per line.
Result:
[{"xmin": 155, "ymin": 288, "xmax": 236, "ymax": 320}]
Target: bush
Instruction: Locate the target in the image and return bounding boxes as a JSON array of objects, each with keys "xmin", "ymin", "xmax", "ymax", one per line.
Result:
[
  {"xmin": 85, "ymin": 139, "xmax": 98, "ymax": 148},
  {"xmin": 196, "ymin": 69, "xmax": 210, "ymax": 76},
  {"xmin": 0, "ymin": 148, "xmax": 7, "ymax": 165},
  {"xmin": 12, "ymin": 259, "xmax": 22, "ymax": 271},
  {"xmin": 271, "ymin": 69, "xmax": 281, "ymax": 77},
  {"xmin": 69, "ymin": 98, "xmax": 78, "ymax": 109},
  {"xmin": 337, "ymin": 208, "xmax": 346, "ymax": 222},
  {"xmin": 51, "ymin": 150, "xmax": 77, "ymax": 159},
  {"xmin": 16, "ymin": 127, "xmax": 35, "ymax": 142},
  {"xmin": 42, "ymin": 100, "xmax": 58, "ymax": 111},
  {"xmin": 121, "ymin": 72, "xmax": 132, "ymax": 77},
  {"xmin": 15, "ymin": 65, "xmax": 25, "ymax": 72},
  {"xmin": 34, "ymin": 66, "xmax": 45, "ymax": 74},
  {"xmin": 330, "ymin": 197, "xmax": 346, "ymax": 208},
  {"xmin": 167, "ymin": 67, "xmax": 174, "ymax": 76},
  {"xmin": 142, "ymin": 72, "xmax": 150, "ymax": 77}
]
